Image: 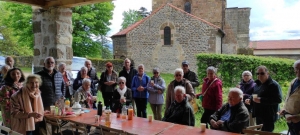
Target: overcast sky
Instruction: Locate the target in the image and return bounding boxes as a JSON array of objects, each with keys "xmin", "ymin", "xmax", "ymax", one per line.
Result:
[{"xmin": 108, "ymin": 0, "xmax": 300, "ymax": 41}]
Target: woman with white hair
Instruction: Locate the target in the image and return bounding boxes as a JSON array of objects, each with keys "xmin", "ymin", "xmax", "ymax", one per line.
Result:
[
  {"xmin": 196, "ymin": 66, "xmax": 222, "ymax": 128},
  {"xmin": 162, "ymin": 86, "xmax": 195, "ymax": 126},
  {"xmin": 10, "ymin": 74, "xmax": 44, "ymax": 135},
  {"xmin": 58, "ymin": 62, "xmax": 74, "ymax": 99},
  {"xmin": 73, "ymin": 67, "xmax": 94, "ymax": 91},
  {"xmin": 238, "ymin": 70, "xmax": 256, "ymax": 126},
  {"xmin": 165, "ymin": 68, "xmax": 195, "ymax": 115},
  {"xmin": 74, "ymin": 78, "xmax": 95, "ymax": 108},
  {"xmin": 112, "ymin": 77, "xmax": 132, "ymax": 113}
]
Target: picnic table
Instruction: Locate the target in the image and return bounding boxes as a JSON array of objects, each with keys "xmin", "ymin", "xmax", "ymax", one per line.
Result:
[{"xmin": 45, "ymin": 109, "xmax": 241, "ymax": 135}]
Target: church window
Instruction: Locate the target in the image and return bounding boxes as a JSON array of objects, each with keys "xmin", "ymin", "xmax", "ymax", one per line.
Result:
[
  {"xmin": 184, "ymin": 2, "xmax": 191, "ymax": 13},
  {"xmin": 164, "ymin": 26, "xmax": 171, "ymax": 45}
]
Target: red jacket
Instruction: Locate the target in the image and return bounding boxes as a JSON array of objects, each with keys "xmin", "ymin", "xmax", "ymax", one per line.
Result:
[{"xmin": 201, "ymin": 77, "xmax": 223, "ymax": 111}]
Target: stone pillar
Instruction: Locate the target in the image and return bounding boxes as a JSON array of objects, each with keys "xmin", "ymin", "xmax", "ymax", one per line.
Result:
[{"xmin": 32, "ymin": 7, "xmax": 73, "ymax": 73}]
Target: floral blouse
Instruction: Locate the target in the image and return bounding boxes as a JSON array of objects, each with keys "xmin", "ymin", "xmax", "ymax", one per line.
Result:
[{"xmin": 0, "ymin": 84, "xmax": 20, "ymax": 128}]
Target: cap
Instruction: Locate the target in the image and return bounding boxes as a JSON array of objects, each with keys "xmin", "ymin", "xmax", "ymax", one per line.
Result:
[
  {"xmin": 153, "ymin": 67, "xmax": 160, "ymax": 72},
  {"xmin": 106, "ymin": 62, "xmax": 113, "ymax": 67},
  {"xmin": 182, "ymin": 60, "xmax": 189, "ymax": 65}
]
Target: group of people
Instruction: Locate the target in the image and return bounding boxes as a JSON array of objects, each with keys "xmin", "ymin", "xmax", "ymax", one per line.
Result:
[{"xmin": 0, "ymin": 56, "xmax": 299, "ymax": 135}]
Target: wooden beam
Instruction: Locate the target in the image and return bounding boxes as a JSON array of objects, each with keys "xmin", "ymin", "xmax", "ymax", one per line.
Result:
[
  {"xmin": 1, "ymin": 0, "xmax": 44, "ymax": 7},
  {"xmin": 44, "ymin": 0, "xmax": 113, "ymax": 8}
]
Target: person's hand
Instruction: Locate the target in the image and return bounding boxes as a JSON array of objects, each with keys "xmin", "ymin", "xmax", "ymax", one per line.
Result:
[
  {"xmin": 120, "ymin": 98, "xmax": 126, "ymax": 103},
  {"xmin": 195, "ymin": 93, "xmax": 201, "ymax": 98},
  {"xmin": 216, "ymin": 120, "xmax": 224, "ymax": 126},
  {"xmin": 150, "ymin": 82, "xmax": 155, "ymax": 86},
  {"xmin": 210, "ymin": 119, "xmax": 219, "ymax": 129},
  {"xmin": 157, "ymin": 90, "xmax": 162, "ymax": 94},
  {"xmin": 137, "ymin": 86, "xmax": 144, "ymax": 91},
  {"xmin": 245, "ymin": 99, "xmax": 251, "ymax": 105},
  {"xmin": 236, "ymin": 85, "xmax": 241, "ymax": 88},
  {"xmin": 44, "ymin": 110, "xmax": 50, "ymax": 114},
  {"xmin": 278, "ymin": 109, "xmax": 286, "ymax": 116},
  {"xmin": 29, "ymin": 112, "xmax": 42, "ymax": 118},
  {"xmin": 287, "ymin": 115, "xmax": 300, "ymax": 123},
  {"xmin": 253, "ymin": 97, "xmax": 261, "ymax": 103}
]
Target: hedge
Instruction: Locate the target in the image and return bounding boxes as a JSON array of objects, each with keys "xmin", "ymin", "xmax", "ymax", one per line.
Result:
[{"xmin": 196, "ymin": 53, "xmax": 295, "ymax": 87}]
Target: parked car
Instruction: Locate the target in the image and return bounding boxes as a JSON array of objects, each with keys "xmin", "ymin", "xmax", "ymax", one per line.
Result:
[
  {"xmin": 0, "ymin": 56, "xmax": 5, "ymax": 67},
  {"xmin": 71, "ymin": 56, "xmax": 87, "ymax": 79}
]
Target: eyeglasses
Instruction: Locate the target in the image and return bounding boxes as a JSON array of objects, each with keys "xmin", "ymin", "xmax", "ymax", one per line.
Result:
[
  {"xmin": 243, "ymin": 75, "xmax": 250, "ymax": 77},
  {"xmin": 118, "ymin": 82, "xmax": 125, "ymax": 84},
  {"xmin": 106, "ymin": 66, "xmax": 112, "ymax": 68},
  {"xmin": 153, "ymin": 72, "xmax": 159, "ymax": 74},
  {"xmin": 182, "ymin": 65, "xmax": 188, "ymax": 67},
  {"xmin": 256, "ymin": 72, "xmax": 265, "ymax": 75},
  {"xmin": 47, "ymin": 61, "xmax": 54, "ymax": 64},
  {"xmin": 175, "ymin": 74, "xmax": 182, "ymax": 77}
]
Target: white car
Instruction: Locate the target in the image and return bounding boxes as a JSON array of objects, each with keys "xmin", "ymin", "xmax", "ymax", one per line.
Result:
[{"xmin": 71, "ymin": 56, "xmax": 87, "ymax": 79}]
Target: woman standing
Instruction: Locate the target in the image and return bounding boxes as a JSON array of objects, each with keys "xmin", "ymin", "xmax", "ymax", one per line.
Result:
[
  {"xmin": 10, "ymin": 74, "xmax": 44, "ymax": 135},
  {"xmin": 112, "ymin": 77, "xmax": 132, "ymax": 113},
  {"xmin": 147, "ymin": 68, "xmax": 166, "ymax": 120},
  {"xmin": 73, "ymin": 67, "xmax": 93, "ymax": 91},
  {"xmin": 99, "ymin": 62, "xmax": 118, "ymax": 109},
  {"xmin": 58, "ymin": 63, "xmax": 74, "ymax": 99},
  {"xmin": 239, "ymin": 71, "xmax": 256, "ymax": 126},
  {"xmin": 0, "ymin": 68, "xmax": 25, "ymax": 128},
  {"xmin": 196, "ymin": 66, "xmax": 222, "ymax": 128}
]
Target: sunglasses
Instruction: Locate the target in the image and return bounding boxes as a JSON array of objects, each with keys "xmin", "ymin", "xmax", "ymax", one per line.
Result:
[
  {"xmin": 175, "ymin": 74, "xmax": 182, "ymax": 77},
  {"xmin": 256, "ymin": 72, "xmax": 265, "ymax": 75},
  {"xmin": 118, "ymin": 82, "xmax": 125, "ymax": 84},
  {"xmin": 106, "ymin": 66, "xmax": 112, "ymax": 68},
  {"xmin": 153, "ymin": 72, "xmax": 159, "ymax": 74}
]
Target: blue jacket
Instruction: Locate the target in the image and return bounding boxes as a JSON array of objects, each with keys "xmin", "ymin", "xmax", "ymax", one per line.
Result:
[{"xmin": 131, "ymin": 73, "xmax": 150, "ymax": 98}]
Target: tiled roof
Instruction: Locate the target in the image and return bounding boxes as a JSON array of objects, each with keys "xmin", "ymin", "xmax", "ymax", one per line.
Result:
[
  {"xmin": 111, "ymin": 3, "xmax": 222, "ymax": 37},
  {"xmin": 249, "ymin": 39, "xmax": 300, "ymax": 50}
]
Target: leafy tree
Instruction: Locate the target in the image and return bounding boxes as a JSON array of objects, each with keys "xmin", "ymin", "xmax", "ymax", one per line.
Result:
[
  {"xmin": 0, "ymin": 2, "xmax": 114, "ymax": 58},
  {"xmin": 138, "ymin": 7, "xmax": 151, "ymax": 18},
  {"xmin": 120, "ymin": 9, "xmax": 143, "ymax": 30},
  {"xmin": 72, "ymin": 3, "xmax": 114, "ymax": 57}
]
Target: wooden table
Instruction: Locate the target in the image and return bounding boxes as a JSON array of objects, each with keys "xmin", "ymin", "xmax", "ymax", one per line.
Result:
[{"xmin": 45, "ymin": 110, "xmax": 241, "ymax": 135}]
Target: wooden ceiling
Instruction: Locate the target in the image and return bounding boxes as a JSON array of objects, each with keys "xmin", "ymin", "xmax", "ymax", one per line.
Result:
[{"xmin": 1, "ymin": 0, "xmax": 113, "ymax": 8}]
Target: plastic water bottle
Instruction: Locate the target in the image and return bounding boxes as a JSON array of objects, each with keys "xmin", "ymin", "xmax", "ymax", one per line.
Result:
[
  {"xmin": 121, "ymin": 104, "xmax": 127, "ymax": 120},
  {"xmin": 127, "ymin": 103, "xmax": 133, "ymax": 120},
  {"xmin": 97, "ymin": 101, "xmax": 103, "ymax": 116}
]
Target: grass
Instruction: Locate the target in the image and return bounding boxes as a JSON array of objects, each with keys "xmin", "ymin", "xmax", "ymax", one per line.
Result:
[{"xmin": 17, "ymin": 68, "xmax": 287, "ymax": 132}]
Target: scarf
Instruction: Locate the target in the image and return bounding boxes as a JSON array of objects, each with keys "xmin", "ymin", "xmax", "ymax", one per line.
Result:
[
  {"xmin": 117, "ymin": 86, "xmax": 127, "ymax": 98},
  {"xmin": 22, "ymin": 87, "xmax": 44, "ymax": 131}
]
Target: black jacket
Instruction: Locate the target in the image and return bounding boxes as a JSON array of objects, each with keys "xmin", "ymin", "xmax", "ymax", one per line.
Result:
[
  {"xmin": 183, "ymin": 70, "xmax": 200, "ymax": 90},
  {"xmin": 111, "ymin": 88, "xmax": 132, "ymax": 113},
  {"xmin": 251, "ymin": 77, "xmax": 282, "ymax": 121},
  {"xmin": 77, "ymin": 67, "xmax": 99, "ymax": 87},
  {"xmin": 36, "ymin": 68, "xmax": 64, "ymax": 108},
  {"xmin": 162, "ymin": 98, "xmax": 195, "ymax": 126},
  {"xmin": 99, "ymin": 70, "xmax": 118, "ymax": 92},
  {"xmin": 119, "ymin": 67, "xmax": 137, "ymax": 89},
  {"xmin": 210, "ymin": 102, "xmax": 249, "ymax": 133}
]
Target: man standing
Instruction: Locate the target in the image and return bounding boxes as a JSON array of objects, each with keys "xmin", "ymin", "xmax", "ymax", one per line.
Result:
[
  {"xmin": 119, "ymin": 58, "xmax": 138, "ymax": 113},
  {"xmin": 182, "ymin": 60, "xmax": 199, "ymax": 92},
  {"xmin": 280, "ymin": 60, "xmax": 300, "ymax": 135},
  {"xmin": 210, "ymin": 88, "xmax": 249, "ymax": 133},
  {"xmin": 77, "ymin": 60, "xmax": 99, "ymax": 95},
  {"xmin": 36, "ymin": 57, "xmax": 64, "ymax": 110}
]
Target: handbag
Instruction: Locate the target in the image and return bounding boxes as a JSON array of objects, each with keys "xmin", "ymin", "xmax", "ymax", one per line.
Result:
[{"xmin": 199, "ymin": 78, "xmax": 218, "ymax": 102}]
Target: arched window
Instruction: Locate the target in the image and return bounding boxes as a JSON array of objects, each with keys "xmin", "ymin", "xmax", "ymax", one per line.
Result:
[
  {"xmin": 184, "ymin": 2, "xmax": 191, "ymax": 13},
  {"xmin": 164, "ymin": 26, "xmax": 171, "ymax": 45}
]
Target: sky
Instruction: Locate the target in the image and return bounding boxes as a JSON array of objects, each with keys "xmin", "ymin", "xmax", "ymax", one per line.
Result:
[{"xmin": 108, "ymin": 0, "xmax": 300, "ymax": 41}]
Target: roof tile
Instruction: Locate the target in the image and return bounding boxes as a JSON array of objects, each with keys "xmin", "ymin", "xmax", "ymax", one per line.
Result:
[{"xmin": 249, "ymin": 39, "xmax": 300, "ymax": 50}]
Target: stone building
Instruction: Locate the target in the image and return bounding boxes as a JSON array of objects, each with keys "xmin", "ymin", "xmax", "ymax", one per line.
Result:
[{"xmin": 111, "ymin": 0, "xmax": 251, "ymax": 73}]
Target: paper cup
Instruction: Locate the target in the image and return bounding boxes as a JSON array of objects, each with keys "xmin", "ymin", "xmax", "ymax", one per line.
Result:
[
  {"xmin": 252, "ymin": 94, "xmax": 258, "ymax": 99},
  {"xmin": 50, "ymin": 106, "xmax": 55, "ymax": 115},
  {"xmin": 95, "ymin": 115, "xmax": 100, "ymax": 123},
  {"xmin": 148, "ymin": 115, "xmax": 153, "ymax": 122},
  {"xmin": 151, "ymin": 80, "xmax": 154, "ymax": 83},
  {"xmin": 200, "ymin": 123, "xmax": 206, "ymax": 132}
]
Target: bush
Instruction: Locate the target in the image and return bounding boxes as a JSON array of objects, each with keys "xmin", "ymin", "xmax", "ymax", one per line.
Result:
[{"xmin": 196, "ymin": 53, "xmax": 295, "ymax": 87}]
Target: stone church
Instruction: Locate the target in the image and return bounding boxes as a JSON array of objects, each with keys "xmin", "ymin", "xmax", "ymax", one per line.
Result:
[{"xmin": 111, "ymin": 0, "xmax": 251, "ymax": 73}]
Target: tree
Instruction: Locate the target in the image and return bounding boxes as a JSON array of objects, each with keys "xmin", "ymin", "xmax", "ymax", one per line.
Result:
[
  {"xmin": 120, "ymin": 9, "xmax": 143, "ymax": 30},
  {"xmin": 138, "ymin": 7, "xmax": 151, "ymax": 18},
  {"xmin": 72, "ymin": 3, "xmax": 114, "ymax": 57},
  {"xmin": 0, "ymin": 2, "xmax": 114, "ymax": 58}
]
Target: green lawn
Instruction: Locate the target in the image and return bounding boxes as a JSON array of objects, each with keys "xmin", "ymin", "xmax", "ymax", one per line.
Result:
[{"xmin": 15, "ymin": 68, "xmax": 287, "ymax": 132}]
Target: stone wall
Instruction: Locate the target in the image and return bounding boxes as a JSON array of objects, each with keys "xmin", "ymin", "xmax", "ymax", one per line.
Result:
[
  {"xmin": 223, "ymin": 8, "xmax": 251, "ymax": 54},
  {"xmin": 32, "ymin": 7, "xmax": 73, "ymax": 72},
  {"xmin": 152, "ymin": 0, "xmax": 226, "ymax": 28},
  {"xmin": 125, "ymin": 5, "xmax": 222, "ymax": 73},
  {"xmin": 112, "ymin": 36, "xmax": 127, "ymax": 59}
]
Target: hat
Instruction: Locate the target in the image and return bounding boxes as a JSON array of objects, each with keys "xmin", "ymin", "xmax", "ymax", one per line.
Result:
[
  {"xmin": 153, "ymin": 67, "xmax": 160, "ymax": 72},
  {"xmin": 182, "ymin": 60, "xmax": 189, "ymax": 65},
  {"xmin": 106, "ymin": 62, "xmax": 113, "ymax": 67}
]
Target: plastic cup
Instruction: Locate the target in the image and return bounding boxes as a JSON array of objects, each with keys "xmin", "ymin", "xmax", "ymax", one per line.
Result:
[
  {"xmin": 252, "ymin": 94, "xmax": 258, "ymax": 99},
  {"xmin": 200, "ymin": 123, "xmax": 206, "ymax": 132},
  {"xmin": 148, "ymin": 115, "xmax": 153, "ymax": 122},
  {"xmin": 151, "ymin": 80, "xmax": 154, "ymax": 83},
  {"xmin": 95, "ymin": 115, "xmax": 99, "ymax": 123},
  {"xmin": 50, "ymin": 105, "xmax": 55, "ymax": 115}
]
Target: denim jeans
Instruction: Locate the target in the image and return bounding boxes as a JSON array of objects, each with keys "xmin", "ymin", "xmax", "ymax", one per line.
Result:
[{"xmin": 134, "ymin": 98, "xmax": 148, "ymax": 118}]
